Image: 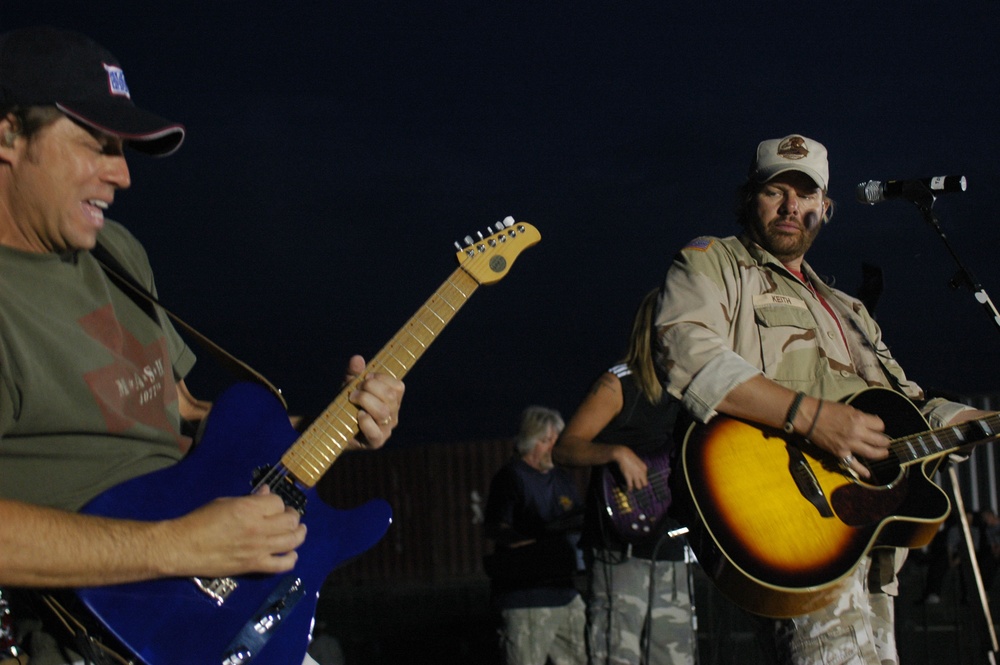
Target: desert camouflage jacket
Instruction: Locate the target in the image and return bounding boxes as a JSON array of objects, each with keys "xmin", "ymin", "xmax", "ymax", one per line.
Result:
[{"xmin": 655, "ymin": 234, "xmax": 969, "ymax": 427}]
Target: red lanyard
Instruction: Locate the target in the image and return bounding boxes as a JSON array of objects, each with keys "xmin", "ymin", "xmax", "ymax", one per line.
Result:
[{"xmin": 788, "ymin": 268, "xmax": 849, "ymax": 350}]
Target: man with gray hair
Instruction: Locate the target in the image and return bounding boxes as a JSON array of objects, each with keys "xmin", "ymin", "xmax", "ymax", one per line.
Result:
[{"xmin": 484, "ymin": 406, "xmax": 586, "ymax": 665}]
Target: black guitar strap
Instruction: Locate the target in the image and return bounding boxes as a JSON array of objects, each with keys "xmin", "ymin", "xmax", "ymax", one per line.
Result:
[
  {"xmin": 90, "ymin": 242, "xmax": 287, "ymax": 410},
  {"xmin": 843, "ymin": 318, "xmax": 917, "ymax": 591},
  {"xmin": 845, "ymin": 317, "xmax": 922, "ymax": 403}
]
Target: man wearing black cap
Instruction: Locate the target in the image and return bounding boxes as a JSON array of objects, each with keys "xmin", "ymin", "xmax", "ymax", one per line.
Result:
[
  {"xmin": 0, "ymin": 26, "xmax": 403, "ymax": 665},
  {"xmin": 654, "ymin": 135, "xmax": 994, "ymax": 664}
]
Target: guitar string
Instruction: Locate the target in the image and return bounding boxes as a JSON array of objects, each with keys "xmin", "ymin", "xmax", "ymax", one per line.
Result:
[
  {"xmin": 620, "ymin": 468, "xmax": 670, "ymax": 490},
  {"xmin": 293, "ymin": 238, "xmax": 520, "ymax": 482},
  {"xmin": 617, "ymin": 468, "xmax": 672, "ymax": 509},
  {"xmin": 258, "ymin": 227, "xmax": 539, "ymax": 492},
  {"xmin": 859, "ymin": 414, "xmax": 1000, "ymax": 477},
  {"xmin": 253, "ymin": 260, "xmax": 484, "ymax": 494}
]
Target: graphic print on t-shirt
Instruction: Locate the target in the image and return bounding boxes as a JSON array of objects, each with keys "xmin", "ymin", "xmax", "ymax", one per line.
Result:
[{"xmin": 78, "ymin": 304, "xmax": 187, "ymax": 450}]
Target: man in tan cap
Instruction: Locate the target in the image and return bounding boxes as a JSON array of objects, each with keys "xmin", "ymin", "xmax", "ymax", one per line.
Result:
[{"xmin": 654, "ymin": 134, "xmax": 992, "ymax": 664}]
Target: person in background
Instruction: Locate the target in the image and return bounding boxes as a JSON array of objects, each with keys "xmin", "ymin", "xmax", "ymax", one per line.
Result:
[
  {"xmin": 555, "ymin": 288, "xmax": 696, "ymax": 665},
  {"xmin": 484, "ymin": 406, "xmax": 587, "ymax": 665}
]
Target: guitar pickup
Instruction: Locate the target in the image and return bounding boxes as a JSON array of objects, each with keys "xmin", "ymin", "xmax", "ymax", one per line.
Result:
[{"xmin": 253, "ymin": 467, "xmax": 307, "ymax": 514}]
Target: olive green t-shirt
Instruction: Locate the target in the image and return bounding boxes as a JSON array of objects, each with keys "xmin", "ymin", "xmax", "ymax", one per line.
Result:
[{"xmin": 0, "ymin": 220, "xmax": 196, "ymax": 511}]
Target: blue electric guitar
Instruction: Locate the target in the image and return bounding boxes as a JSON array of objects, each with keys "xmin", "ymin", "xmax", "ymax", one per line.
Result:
[{"xmin": 77, "ymin": 220, "xmax": 541, "ymax": 665}]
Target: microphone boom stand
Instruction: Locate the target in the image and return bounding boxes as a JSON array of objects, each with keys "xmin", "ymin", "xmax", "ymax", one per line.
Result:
[
  {"xmin": 909, "ymin": 184, "xmax": 1000, "ymax": 664},
  {"xmin": 947, "ymin": 463, "xmax": 998, "ymax": 665},
  {"xmin": 909, "ymin": 185, "xmax": 1000, "ymax": 336}
]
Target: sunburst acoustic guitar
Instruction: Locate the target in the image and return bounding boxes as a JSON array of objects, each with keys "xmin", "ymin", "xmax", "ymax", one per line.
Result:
[{"xmin": 672, "ymin": 387, "xmax": 1000, "ymax": 618}]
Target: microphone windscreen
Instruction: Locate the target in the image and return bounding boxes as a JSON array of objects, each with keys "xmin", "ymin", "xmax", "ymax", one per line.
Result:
[{"xmin": 856, "ymin": 180, "xmax": 883, "ymax": 205}]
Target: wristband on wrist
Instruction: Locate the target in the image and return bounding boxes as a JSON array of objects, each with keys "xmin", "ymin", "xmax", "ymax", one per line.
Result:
[
  {"xmin": 783, "ymin": 391, "xmax": 806, "ymax": 434},
  {"xmin": 805, "ymin": 399, "xmax": 823, "ymax": 441}
]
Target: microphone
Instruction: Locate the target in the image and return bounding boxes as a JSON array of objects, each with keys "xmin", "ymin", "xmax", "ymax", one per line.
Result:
[{"xmin": 856, "ymin": 175, "xmax": 967, "ymax": 205}]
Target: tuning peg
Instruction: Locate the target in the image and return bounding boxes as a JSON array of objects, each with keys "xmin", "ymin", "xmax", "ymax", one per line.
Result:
[
  {"xmin": 464, "ymin": 235, "xmax": 474, "ymax": 246},
  {"xmin": 502, "ymin": 216, "xmax": 514, "ymax": 228}
]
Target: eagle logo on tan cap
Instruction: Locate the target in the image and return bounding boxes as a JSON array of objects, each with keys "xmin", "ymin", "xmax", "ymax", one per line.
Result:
[{"xmin": 777, "ymin": 136, "xmax": 809, "ymax": 160}]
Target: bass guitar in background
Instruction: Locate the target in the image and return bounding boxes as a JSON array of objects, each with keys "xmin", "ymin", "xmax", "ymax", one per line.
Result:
[{"xmin": 601, "ymin": 448, "xmax": 675, "ymax": 543}]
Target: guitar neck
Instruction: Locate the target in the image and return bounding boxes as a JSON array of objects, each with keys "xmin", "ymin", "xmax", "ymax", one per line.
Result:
[
  {"xmin": 281, "ymin": 267, "xmax": 480, "ymax": 486},
  {"xmin": 893, "ymin": 411, "xmax": 1000, "ymax": 467}
]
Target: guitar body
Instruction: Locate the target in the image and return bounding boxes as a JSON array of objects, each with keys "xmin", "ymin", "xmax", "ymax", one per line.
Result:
[
  {"xmin": 78, "ymin": 383, "xmax": 392, "ymax": 665},
  {"xmin": 601, "ymin": 449, "xmax": 673, "ymax": 542},
  {"xmin": 673, "ymin": 388, "xmax": 951, "ymax": 618}
]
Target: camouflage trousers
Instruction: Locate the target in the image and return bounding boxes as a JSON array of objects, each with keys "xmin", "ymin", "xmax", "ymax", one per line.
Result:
[
  {"xmin": 587, "ymin": 550, "xmax": 696, "ymax": 665},
  {"xmin": 499, "ymin": 595, "xmax": 587, "ymax": 665},
  {"xmin": 770, "ymin": 552, "xmax": 901, "ymax": 665}
]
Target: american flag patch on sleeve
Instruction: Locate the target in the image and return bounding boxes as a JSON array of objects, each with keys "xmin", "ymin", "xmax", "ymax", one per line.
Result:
[{"xmin": 683, "ymin": 237, "xmax": 714, "ymax": 252}]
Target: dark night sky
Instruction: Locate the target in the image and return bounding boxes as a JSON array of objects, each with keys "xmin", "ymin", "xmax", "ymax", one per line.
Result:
[{"xmin": 7, "ymin": 1, "xmax": 1000, "ymax": 444}]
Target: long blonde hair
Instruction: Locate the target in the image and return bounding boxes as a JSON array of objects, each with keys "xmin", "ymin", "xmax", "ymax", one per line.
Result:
[{"xmin": 621, "ymin": 288, "xmax": 664, "ymax": 404}]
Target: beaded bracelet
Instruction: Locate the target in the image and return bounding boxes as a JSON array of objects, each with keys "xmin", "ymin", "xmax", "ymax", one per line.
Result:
[
  {"xmin": 783, "ymin": 391, "xmax": 806, "ymax": 434},
  {"xmin": 805, "ymin": 399, "xmax": 824, "ymax": 442}
]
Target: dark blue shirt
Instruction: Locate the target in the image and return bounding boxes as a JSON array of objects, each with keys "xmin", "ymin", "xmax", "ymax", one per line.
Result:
[{"xmin": 484, "ymin": 456, "xmax": 583, "ymax": 609}]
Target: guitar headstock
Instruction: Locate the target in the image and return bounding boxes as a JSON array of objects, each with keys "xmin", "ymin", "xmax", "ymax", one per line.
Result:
[{"xmin": 455, "ymin": 217, "xmax": 541, "ymax": 285}]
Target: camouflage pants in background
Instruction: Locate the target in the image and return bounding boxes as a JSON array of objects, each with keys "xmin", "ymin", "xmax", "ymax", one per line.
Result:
[
  {"xmin": 587, "ymin": 551, "xmax": 695, "ymax": 665},
  {"xmin": 771, "ymin": 553, "xmax": 898, "ymax": 665},
  {"xmin": 499, "ymin": 595, "xmax": 587, "ymax": 665}
]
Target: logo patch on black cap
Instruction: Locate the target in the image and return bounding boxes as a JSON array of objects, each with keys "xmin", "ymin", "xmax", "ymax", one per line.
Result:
[{"xmin": 103, "ymin": 63, "xmax": 131, "ymax": 99}]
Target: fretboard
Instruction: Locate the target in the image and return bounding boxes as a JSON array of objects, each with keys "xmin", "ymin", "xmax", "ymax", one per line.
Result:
[
  {"xmin": 280, "ymin": 268, "xmax": 480, "ymax": 486},
  {"xmin": 890, "ymin": 412, "xmax": 1000, "ymax": 466}
]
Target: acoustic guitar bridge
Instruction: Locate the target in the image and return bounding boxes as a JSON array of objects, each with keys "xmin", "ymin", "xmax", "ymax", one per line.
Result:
[{"xmin": 786, "ymin": 443, "xmax": 834, "ymax": 518}]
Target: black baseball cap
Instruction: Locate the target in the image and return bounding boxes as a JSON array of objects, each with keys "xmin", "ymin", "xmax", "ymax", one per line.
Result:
[{"xmin": 0, "ymin": 26, "xmax": 184, "ymax": 156}]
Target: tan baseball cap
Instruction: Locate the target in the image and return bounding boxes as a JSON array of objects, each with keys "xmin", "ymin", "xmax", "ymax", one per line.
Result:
[{"xmin": 749, "ymin": 134, "xmax": 829, "ymax": 190}]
